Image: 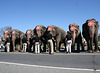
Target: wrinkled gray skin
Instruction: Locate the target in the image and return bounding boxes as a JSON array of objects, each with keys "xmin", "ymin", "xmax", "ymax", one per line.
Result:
[
  {"xmin": 82, "ymin": 19, "xmax": 99, "ymax": 53},
  {"xmin": 34, "ymin": 25, "xmax": 46, "ymax": 52},
  {"xmin": 3, "ymin": 29, "xmax": 12, "ymax": 52},
  {"xmin": 46, "ymin": 25, "xmax": 66, "ymax": 52},
  {"xmin": 12, "ymin": 29, "xmax": 25, "ymax": 52},
  {"xmin": 69, "ymin": 23, "xmax": 84, "ymax": 52},
  {"xmin": 26, "ymin": 29, "xmax": 34, "ymax": 52}
]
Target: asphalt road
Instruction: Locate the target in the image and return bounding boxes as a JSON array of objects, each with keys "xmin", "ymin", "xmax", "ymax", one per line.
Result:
[{"xmin": 0, "ymin": 51, "xmax": 100, "ymax": 73}]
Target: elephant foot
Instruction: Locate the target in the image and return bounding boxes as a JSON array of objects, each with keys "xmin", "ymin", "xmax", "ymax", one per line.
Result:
[
  {"xmin": 94, "ymin": 49, "xmax": 99, "ymax": 52},
  {"xmin": 88, "ymin": 50, "xmax": 93, "ymax": 53},
  {"xmin": 20, "ymin": 50, "xmax": 23, "ymax": 52},
  {"xmin": 81, "ymin": 49, "xmax": 85, "ymax": 52},
  {"xmin": 56, "ymin": 50, "xmax": 60, "ymax": 53},
  {"xmin": 49, "ymin": 52, "xmax": 54, "ymax": 55},
  {"xmin": 12, "ymin": 50, "xmax": 15, "ymax": 52}
]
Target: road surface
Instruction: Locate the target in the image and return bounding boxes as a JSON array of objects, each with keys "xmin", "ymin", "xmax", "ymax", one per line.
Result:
[{"xmin": 0, "ymin": 51, "xmax": 100, "ymax": 73}]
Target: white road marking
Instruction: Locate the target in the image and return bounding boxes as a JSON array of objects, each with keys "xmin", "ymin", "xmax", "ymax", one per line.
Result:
[{"xmin": 0, "ymin": 61, "xmax": 99, "ymax": 71}]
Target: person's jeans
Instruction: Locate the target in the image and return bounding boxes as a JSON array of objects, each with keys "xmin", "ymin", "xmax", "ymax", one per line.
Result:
[
  {"xmin": 48, "ymin": 39, "xmax": 54, "ymax": 54},
  {"xmin": 66, "ymin": 40, "xmax": 72, "ymax": 53},
  {"xmin": 23, "ymin": 43, "xmax": 27, "ymax": 52},
  {"xmin": 7, "ymin": 43, "xmax": 10, "ymax": 52},
  {"xmin": 35, "ymin": 42, "xmax": 40, "ymax": 54}
]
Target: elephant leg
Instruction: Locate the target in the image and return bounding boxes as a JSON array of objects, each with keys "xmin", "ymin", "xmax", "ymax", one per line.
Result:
[
  {"xmin": 20, "ymin": 39, "xmax": 23, "ymax": 52},
  {"xmin": 77, "ymin": 43, "xmax": 80, "ymax": 53},
  {"xmin": 12, "ymin": 41, "xmax": 15, "ymax": 52},
  {"xmin": 16, "ymin": 44, "xmax": 19, "ymax": 51},
  {"xmin": 56, "ymin": 41, "xmax": 60, "ymax": 53},
  {"xmin": 28, "ymin": 44, "xmax": 31, "ymax": 52},
  {"xmin": 90, "ymin": 38, "xmax": 94, "ymax": 53},
  {"xmin": 81, "ymin": 43, "xmax": 85, "ymax": 52},
  {"xmin": 87, "ymin": 40, "xmax": 92, "ymax": 53},
  {"xmin": 43, "ymin": 42, "xmax": 46, "ymax": 52},
  {"xmin": 94, "ymin": 35, "xmax": 99, "ymax": 52},
  {"xmin": 5, "ymin": 44, "xmax": 7, "ymax": 52},
  {"xmin": 71, "ymin": 44, "xmax": 75, "ymax": 52},
  {"xmin": 64, "ymin": 42, "xmax": 66, "ymax": 52},
  {"xmin": 59, "ymin": 42, "xmax": 61, "ymax": 52}
]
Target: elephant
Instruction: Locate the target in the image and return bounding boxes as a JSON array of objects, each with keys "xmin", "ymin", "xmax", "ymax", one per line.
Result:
[
  {"xmin": 82, "ymin": 19, "xmax": 99, "ymax": 53},
  {"xmin": 46, "ymin": 25, "xmax": 66, "ymax": 53},
  {"xmin": 26, "ymin": 29, "xmax": 34, "ymax": 52},
  {"xmin": 69, "ymin": 23, "xmax": 84, "ymax": 52},
  {"xmin": 3, "ymin": 29, "xmax": 12, "ymax": 52},
  {"xmin": 34, "ymin": 25, "xmax": 47, "ymax": 52},
  {"xmin": 12, "ymin": 29, "xmax": 25, "ymax": 52}
]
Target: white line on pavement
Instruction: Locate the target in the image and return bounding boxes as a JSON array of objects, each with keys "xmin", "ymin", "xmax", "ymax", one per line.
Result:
[{"xmin": 0, "ymin": 61, "xmax": 99, "ymax": 71}]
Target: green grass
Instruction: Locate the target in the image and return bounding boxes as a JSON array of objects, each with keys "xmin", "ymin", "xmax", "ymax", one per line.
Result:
[
  {"xmin": 98, "ymin": 42, "xmax": 100, "ymax": 46},
  {"xmin": 83, "ymin": 42, "xmax": 100, "ymax": 46}
]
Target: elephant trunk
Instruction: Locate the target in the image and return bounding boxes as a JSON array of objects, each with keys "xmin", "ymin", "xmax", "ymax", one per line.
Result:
[
  {"xmin": 12, "ymin": 35, "xmax": 16, "ymax": 51},
  {"xmin": 89, "ymin": 26, "xmax": 94, "ymax": 52},
  {"xmin": 71, "ymin": 31, "xmax": 75, "ymax": 45},
  {"xmin": 36, "ymin": 30, "xmax": 41, "ymax": 37},
  {"xmin": 12, "ymin": 39, "xmax": 15, "ymax": 52},
  {"xmin": 89, "ymin": 26, "xmax": 94, "ymax": 37},
  {"xmin": 20, "ymin": 38, "xmax": 23, "ymax": 52}
]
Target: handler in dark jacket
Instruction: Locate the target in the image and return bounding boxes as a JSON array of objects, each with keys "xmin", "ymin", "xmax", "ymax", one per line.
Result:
[
  {"xmin": 6, "ymin": 36, "xmax": 10, "ymax": 52},
  {"xmin": 46, "ymin": 31, "xmax": 54, "ymax": 54},
  {"xmin": 34, "ymin": 35, "xmax": 41, "ymax": 54},
  {"xmin": 65, "ymin": 31, "xmax": 72, "ymax": 53},
  {"xmin": 22, "ymin": 36, "xmax": 27, "ymax": 52}
]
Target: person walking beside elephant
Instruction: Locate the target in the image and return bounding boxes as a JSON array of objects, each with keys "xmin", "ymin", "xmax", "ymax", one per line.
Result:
[
  {"xmin": 3, "ymin": 29, "xmax": 12, "ymax": 52},
  {"xmin": 65, "ymin": 31, "xmax": 72, "ymax": 53},
  {"xmin": 34, "ymin": 35, "xmax": 41, "ymax": 54},
  {"xmin": 46, "ymin": 31, "xmax": 54, "ymax": 54},
  {"xmin": 6, "ymin": 36, "xmax": 10, "ymax": 52},
  {"xmin": 22, "ymin": 36, "xmax": 27, "ymax": 52}
]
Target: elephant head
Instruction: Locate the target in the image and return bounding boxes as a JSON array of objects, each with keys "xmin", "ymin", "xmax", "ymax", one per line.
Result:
[
  {"xmin": 86, "ymin": 19, "xmax": 99, "ymax": 38},
  {"xmin": 11, "ymin": 29, "xmax": 20, "ymax": 51},
  {"xmin": 46, "ymin": 25, "xmax": 58, "ymax": 38},
  {"xmin": 82, "ymin": 19, "xmax": 99, "ymax": 52},
  {"xmin": 12, "ymin": 30, "xmax": 21, "ymax": 41},
  {"xmin": 69, "ymin": 23, "xmax": 80, "ymax": 45},
  {"xmin": 26, "ymin": 29, "xmax": 34, "ymax": 52},
  {"xmin": 26, "ymin": 30, "xmax": 33, "ymax": 44},
  {"xmin": 46, "ymin": 25, "xmax": 66, "ymax": 52},
  {"xmin": 34, "ymin": 25, "xmax": 46, "ymax": 37},
  {"xmin": 3, "ymin": 29, "xmax": 12, "ymax": 42}
]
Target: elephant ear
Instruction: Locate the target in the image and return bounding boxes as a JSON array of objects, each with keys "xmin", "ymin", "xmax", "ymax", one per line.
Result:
[
  {"xmin": 34, "ymin": 27, "xmax": 37, "ymax": 34},
  {"xmin": 54, "ymin": 27, "xmax": 59, "ymax": 35},
  {"xmin": 69, "ymin": 24, "xmax": 71, "ymax": 30},
  {"xmin": 95, "ymin": 21, "xmax": 99, "ymax": 30},
  {"xmin": 42, "ymin": 26, "xmax": 46, "ymax": 32}
]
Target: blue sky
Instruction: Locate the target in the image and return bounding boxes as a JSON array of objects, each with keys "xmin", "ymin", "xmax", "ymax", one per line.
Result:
[{"xmin": 0, "ymin": 0, "xmax": 100, "ymax": 33}]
